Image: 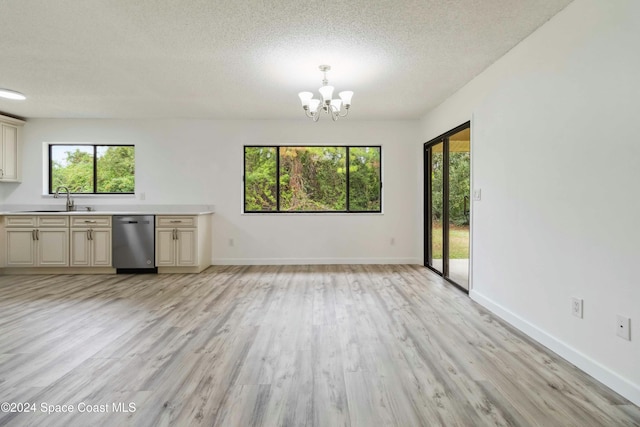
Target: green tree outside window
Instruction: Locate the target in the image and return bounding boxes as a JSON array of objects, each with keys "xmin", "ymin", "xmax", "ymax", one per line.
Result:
[
  {"xmin": 50, "ymin": 145, "xmax": 135, "ymax": 194},
  {"xmin": 244, "ymin": 146, "xmax": 381, "ymax": 212}
]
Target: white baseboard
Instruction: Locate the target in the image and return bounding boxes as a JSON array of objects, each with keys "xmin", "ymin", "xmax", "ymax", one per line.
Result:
[
  {"xmin": 470, "ymin": 290, "xmax": 640, "ymax": 407},
  {"xmin": 211, "ymin": 257, "xmax": 421, "ymax": 265}
]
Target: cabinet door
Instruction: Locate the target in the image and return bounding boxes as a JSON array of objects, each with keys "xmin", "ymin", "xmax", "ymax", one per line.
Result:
[
  {"xmin": 156, "ymin": 228, "xmax": 175, "ymax": 266},
  {"xmin": 176, "ymin": 229, "xmax": 197, "ymax": 266},
  {"xmin": 70, "ymin": 229, "xmax": 91, "ymax": 267},
  {"xmin": 91, "ymin": 229, "xmax": 112, "ymax": 267},
  {"xmin": 6, "ymin": 229, "xmax": 36, "ymax": 267},
  {"xmin": 38, "ymin": 229, "xmax": 69, "ymax": 266},
  {"xmin": 1, "ymin": 123, "xmax": 19, "ymax": 181}
]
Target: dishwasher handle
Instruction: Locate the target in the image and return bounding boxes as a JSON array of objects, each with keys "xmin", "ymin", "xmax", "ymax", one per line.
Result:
[{"xmin": 114, "ymin": 219, "xmax": 151, "ymax": 225}]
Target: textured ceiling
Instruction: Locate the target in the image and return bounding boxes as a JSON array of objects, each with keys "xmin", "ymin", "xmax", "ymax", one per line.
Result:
[{"xmin": 0, "ymin": 0, "xmax": 572, "ymax": 120}]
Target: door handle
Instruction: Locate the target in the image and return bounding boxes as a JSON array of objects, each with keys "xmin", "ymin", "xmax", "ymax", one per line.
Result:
[
  {"xmin": 32, "ymin": 229, "xmax": 36, "ymax": 241},
  {"xmin": 173, "ymin": 228, "xmax": 177, "ymax": 240},
  {"xmin": 464, "ymin": 195, "xmax": 470, "ymax": 219},
  {"xmin": 36, "ymin": 229, "xmax": 40, "ymax": 240}
]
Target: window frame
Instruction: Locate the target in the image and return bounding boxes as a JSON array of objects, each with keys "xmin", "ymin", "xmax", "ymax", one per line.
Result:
[
  {"xmin": 243, "ymin": 145, "xmax": 383, "ymax": 214},
  {"xmin": 48, "ymin": 144, "xmax": 135, "ymax": 195}
]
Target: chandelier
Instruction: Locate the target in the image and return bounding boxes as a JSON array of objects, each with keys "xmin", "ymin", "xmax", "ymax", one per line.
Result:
[{"xmin": 298, "ymin": 65, "xmax": 353, "ymax": 121}]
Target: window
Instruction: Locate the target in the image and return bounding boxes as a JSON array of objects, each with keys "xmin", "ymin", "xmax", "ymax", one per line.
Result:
[
  {"xmin": 49, "ymin": 144, "xmax": 135, "ymax": 194},
  {"xmin": 244, "ymin": 146, "xmax": 382, "ymax": 213}
]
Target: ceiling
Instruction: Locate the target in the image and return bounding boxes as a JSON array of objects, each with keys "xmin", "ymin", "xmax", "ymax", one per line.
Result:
[{"xmin": 0, "ymin": 0, "xmax": 572, "ymax": 120}]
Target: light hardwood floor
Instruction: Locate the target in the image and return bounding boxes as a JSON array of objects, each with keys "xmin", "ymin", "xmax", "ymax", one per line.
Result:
[{"xmin": 0, "ymin": 265, "xmax": 638, "ymax": 426}]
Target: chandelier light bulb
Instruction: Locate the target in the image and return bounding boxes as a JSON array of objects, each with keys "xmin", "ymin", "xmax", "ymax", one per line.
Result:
[
  {"xmin": 318, "ymin": 85, "xmax": 334, "ymax": 103},
  {"xmin": 298, "ymin": 91, "xmax": 313, "ymax": 108},
  {"xmin": 339, "ymin": 91, "xmax": 353, "ymax": 107},
  {"xmin": 298, "ymin": 65, "xmax": 352, "ymax": 121},
  {"xmin": 308, "ymin": 99, "xmax": 321, "ymax": 113}
]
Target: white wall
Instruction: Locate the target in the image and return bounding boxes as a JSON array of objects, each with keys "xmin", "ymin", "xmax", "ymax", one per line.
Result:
[
  {"xmin": 420, "ymin": 0, "xmax": 640, "ymax": 405},
  {"xmin": 3, "ymin": 119, "xmax": 421, "ymax": 264}
]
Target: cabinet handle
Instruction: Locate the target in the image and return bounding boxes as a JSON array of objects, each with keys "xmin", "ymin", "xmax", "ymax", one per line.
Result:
[
  {"xmin": 170, "ymin": 220, "xmax": 182, "ymax": 223},
  {"xmin": 173, "ymin": 228, "xmax": 177, "ymax": 240},
  {"xmin": 84, "ymin": 220, "xmax": 97, "ymax": 224},
  {"xmin": 32, "ymin": 229, "xmax": 36, "ymax": 241},
  {"xmin": 36, "ymin": 229, "xmax": 39, "ymax": 240},
  {"xmin": 90, "ymin": 229, "xmax": 93, "ymax": 241}
]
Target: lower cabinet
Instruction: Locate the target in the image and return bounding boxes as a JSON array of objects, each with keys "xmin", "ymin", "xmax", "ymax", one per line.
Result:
[
  {"xmin": 70, "ymin": 229, "xmax": 112, "ymax": 267},
  {"xmin": 156, "ymin": 226, "xmax": 197, "ymax": 266},
  {"xmin": 37, "ymin": 229, "xmax": 70, "ymax": 266},
  {"xmin": 5, "ymin": 216, "xmax": 69, "ymax": 267},
  {"xmin": 155, "ymin": 215, "xmax": 211, "ymax": 272},
  {"xmin": 70, "ymin": 216, "xmax": 112, "ymax": 267},
  {"xmin": 5, "ymin": 229, "xmax": 35, "ymax": 266},
  {"xmin": 6, "ymin": 228, "xmax": 69, "ymax": 267}
]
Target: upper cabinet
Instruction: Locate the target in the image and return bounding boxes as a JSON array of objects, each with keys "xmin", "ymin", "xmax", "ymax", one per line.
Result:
[{"xmin": 0, "ymin": 114, "xmax": 24, "ymax": 183}]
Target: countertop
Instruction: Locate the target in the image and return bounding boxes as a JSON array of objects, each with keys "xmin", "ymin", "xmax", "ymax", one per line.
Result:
[{"xmin": 0, "ymin": 204, "xmax": 214, "ymax": 216}]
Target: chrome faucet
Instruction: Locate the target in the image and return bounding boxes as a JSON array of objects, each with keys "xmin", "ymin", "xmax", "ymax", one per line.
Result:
[{"xmin": 54, "ymin": 186, "xmax": 76, "ymax": 211}]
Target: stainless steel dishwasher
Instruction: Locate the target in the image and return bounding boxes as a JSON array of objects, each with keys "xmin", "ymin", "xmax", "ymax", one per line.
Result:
[{"xmin": 112, "ymin": 215, "xmax": 157, "ymax": 273}]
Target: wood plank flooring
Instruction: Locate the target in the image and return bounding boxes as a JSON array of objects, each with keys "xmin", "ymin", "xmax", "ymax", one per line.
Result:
[{"xmin": 0, "ymin": 265, "xmax": 638, "ymax": 426}]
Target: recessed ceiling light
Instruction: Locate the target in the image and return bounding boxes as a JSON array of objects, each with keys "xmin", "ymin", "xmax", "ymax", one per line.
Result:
[{"xmin": 0, "ymin": 89, "xmax": 26, "ymax": 100}]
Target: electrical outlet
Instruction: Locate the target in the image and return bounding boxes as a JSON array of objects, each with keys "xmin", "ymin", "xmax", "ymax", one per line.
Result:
[
  {"xmin": 390, "ymin": 237, "xmax": 395, "ymax": 245},
  {"xmin": 616, "ymin": 315, "xmax": 630, "ymax": 341},
  {"xmin": 571, "ymin": 297, "xmax": 583, "ymax": 318},
  {"xmin": 139, "ymin": 192, "xmax": 146, "ymax": 200},
  {"xmin": 473, "ymin": 189, "xmax": 482, "ymax": 201},
  {"xmin": 228, "ymin": 238, "xmax": 234, "ymax": 247}
]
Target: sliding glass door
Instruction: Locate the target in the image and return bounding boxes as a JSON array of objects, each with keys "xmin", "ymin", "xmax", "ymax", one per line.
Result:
[{"xmin": 425, "ymin": 123, "xmax": 471, "ymax": 290}]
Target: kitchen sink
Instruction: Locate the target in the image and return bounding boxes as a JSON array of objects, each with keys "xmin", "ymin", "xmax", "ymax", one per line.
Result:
[{"xmin": 18, "ymin": 210, "xmax": 69, "ymax": 213}]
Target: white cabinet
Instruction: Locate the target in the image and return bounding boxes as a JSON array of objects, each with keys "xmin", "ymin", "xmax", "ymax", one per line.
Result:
[
  {"xmin": 155, "ymin": 217, "xmax": 198, "ymax": 267},
  {"xmin": 6, "ymin": 229, "xmax": 36, "ymax": 266},
  {"xmin": 0, "ymin": 115, "xmax": 24, "ymax": 183},
  {"xmin": 175, "ymin": 229, "xmax": 196, "ymax": 265},
  {"xmin": 156, "ymin": 228, "xmax": 176, "ymax": 266},
  {"xmin": 70, "ymin": 216, "xmax": 112, "ymax": 267},
  {"xmin": 5, "ymin": 216, "xmax": 69, "ymax": 267},
  {"xmin": 37, "ymin": 229, "xmax": 70, "ymax": 266},
  {"xmin": 155, "ymin": 215, "xmax": 211, "ymax": 271}
]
